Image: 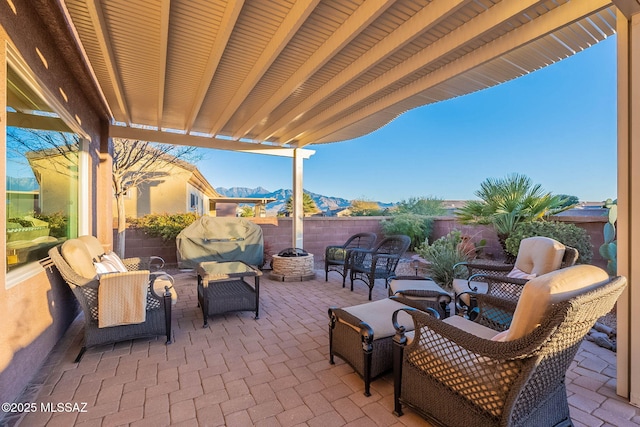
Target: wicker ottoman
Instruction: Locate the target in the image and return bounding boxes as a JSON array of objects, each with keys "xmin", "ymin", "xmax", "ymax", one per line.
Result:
[
  {"xmin": 328, "ymin": 298, "xmax": 415, "ymax": 396},
  {"xmin": 389, "ymin": 276, "xmax": 452, "ymax": 318}
]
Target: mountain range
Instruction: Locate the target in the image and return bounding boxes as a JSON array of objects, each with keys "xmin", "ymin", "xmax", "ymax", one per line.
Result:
[
  {"xmin": 215, "ymin": 186, "xmax": 392, "ymax": 214},
  {"xmin": 6, "ymin": 176, "xmax": 38, "ymax": 191}
]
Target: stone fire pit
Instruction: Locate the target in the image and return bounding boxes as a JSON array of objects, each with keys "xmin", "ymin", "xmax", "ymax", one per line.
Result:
[{"xmin": 269, "ymin": 248, "xmax": 316, "ymax": 281}]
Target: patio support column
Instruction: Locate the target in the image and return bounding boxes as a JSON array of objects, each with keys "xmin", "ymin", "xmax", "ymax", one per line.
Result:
[
  {"xmin": 292, "ymin": 148, "xmax": 304, "ymax": 248},
  {"xmin": 615, "ymin": 2, "xmax": 640, "ymax": 405},
  {"xmin": 96, "ymin": 123, "xmax": 114, "ymax": 247}
]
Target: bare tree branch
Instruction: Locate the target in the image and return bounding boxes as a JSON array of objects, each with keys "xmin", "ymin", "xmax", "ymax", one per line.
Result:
[{"xmin": 112, "ymin": 138, "xmax": 201, "ymax": 256}]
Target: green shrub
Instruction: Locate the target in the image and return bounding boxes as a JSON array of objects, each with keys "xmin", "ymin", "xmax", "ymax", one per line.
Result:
[
  {"xmin": 129, "ymin": 212, "xmax": 198, "ymax": 241},
  {"xmin": 504, "ymin": 221, "xmax": 593, "ymax": 264},
  {"xmin": 8, "ymin": 217, "xmax": 35, "ymax": 228},
  {"xmin": 350, "ymin": 199, "xmax": 385, "ymax": 216},
  {"xmin": 380, "ymin": 214, "xmax": 433, "ymax": 250},
  {"xmin": 416, "ymin": 230, "xmax": 474, "ymax": 291},
  {"xmin": 395, "ymin": 196, "xmax": 446, "ymax": 216},
  {"xmin": 34, "ymin": 212, "xmax": 68, "ymax": 237}
]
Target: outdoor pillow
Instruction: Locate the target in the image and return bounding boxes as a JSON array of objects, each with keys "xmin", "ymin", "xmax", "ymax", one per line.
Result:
[
  {"xmin": 514, "ymin": 237, "xmax": 565, "ymax": 277},
  {"xmin": 78, "ymin": 235, "xmax": 106, "ymax": 260},
  {"xmin": 327, "ymin": 247, "xmax": 347, "ymax": 261},
  {"xmin": 506, "ymin": 267, "xmax": 536, "ymax": 280},
  {"xmin": 500, "ymin": 265, "xmax": 610, "ymax": 341},
  {"xmin": 93, "ymin": 259, "xmax": 121, "ymax": 277},
  {"xmin": 61, "ymin": 239, "xmax": 97, "ymax": 280},
  {"xmin": 102, "ymin": 252, "xmax": 128, "ymax": 272}
]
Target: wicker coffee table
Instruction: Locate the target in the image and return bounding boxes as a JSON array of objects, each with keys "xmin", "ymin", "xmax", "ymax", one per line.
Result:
[{"xmin": 196, "ymin": 261, "xmax": 262, "ymax": 327}]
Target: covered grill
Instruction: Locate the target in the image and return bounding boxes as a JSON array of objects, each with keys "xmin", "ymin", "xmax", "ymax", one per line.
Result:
[{"xmin": 176, "ymin": 217, "xmax": 263, "ymax": 269}]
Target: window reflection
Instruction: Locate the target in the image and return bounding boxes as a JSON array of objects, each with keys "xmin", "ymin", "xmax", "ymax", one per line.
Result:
[{"xmin": 6, "ymin": 65, "xmax": 79, "ymax": 272}]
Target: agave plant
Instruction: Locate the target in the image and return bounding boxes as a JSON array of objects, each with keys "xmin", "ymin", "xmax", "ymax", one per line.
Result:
[{"xmin": 456, "ymin": 174, "xmax": 574, "ymax": 256}]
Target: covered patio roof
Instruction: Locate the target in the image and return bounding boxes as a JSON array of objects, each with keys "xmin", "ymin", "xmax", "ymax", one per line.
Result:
[{"xmin": 47, "ymin": 0, "xmax": 615, "ymax": 152}]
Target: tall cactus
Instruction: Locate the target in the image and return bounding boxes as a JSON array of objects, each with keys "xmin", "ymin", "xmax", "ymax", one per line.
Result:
[{"xmin": 599, "ymin": 198, "xmax": 617, "ymax": 276}]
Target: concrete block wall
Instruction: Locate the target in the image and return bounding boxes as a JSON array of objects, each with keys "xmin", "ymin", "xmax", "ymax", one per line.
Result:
[
  {"xmin": 118, "ymin": 214, "xmax": 607, "ymax": 269},
  {"xmin": 273, "ymin": 217, "xmax": 384, "ymax": 259}
]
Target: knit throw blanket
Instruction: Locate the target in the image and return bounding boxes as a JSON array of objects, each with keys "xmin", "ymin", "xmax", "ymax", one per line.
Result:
[{"xmin": 98, "ymin": 272, "xmax": 148, "ymax": 328}]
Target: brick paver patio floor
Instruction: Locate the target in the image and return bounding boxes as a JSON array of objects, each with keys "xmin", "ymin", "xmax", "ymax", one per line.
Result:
[{"xmin": 6, "ymin": 269, "xmax": 640, "ymax": 426}]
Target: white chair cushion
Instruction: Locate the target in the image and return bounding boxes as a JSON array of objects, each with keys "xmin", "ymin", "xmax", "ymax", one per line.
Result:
[
  {"xmin": 443, "ymin": 315, "xmax": 501, "ymax": 340},
  {"xmin": 390, "ymin": 278, "xmax": 447, "ymax": 294},
  {"xmin": 503, "ymin": 265, "xmax": 610, "ymax": 341},
  {"xmin": 341, "ymin": 298, "xmax": 414, "ymax": 339},
  {"xmin": 514, "ymin": 237, "xmax": 565, "ymax": 276}
]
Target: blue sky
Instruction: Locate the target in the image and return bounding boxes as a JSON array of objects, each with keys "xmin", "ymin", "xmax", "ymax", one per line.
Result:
[{"xmin": 197, "ymin": 35, "xmax": 617, "ymax": 204}]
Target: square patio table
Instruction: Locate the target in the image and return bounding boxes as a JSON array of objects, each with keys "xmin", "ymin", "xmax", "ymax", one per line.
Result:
[{"xmin": 196, "ymin": 260, "xmax": 262, "ymax": 327}]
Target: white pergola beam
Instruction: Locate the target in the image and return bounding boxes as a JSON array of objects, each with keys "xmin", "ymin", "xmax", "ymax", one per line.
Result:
[
  {"xmin": 208, "ymin": 0, "xmax": 320, "ymax": 137},
  {"xmin": 185, "ymin": 0, "xmax": 245, "ymax": 132},
  {"xmin": 255, "ymin": 0, "xmax": 472, "ymax": 143},
  {"xmin": 156, "ymin": 0, "xmax": 170, "ymax": 129},
  {"xmin": 233, "ymin": 0, "xmax": 396, "ymax": 140},
  {"xmin": 296, "ymin": 0, "xmax": 611, "ymax": 146},
  {"xmin": 283, "ymin": 0, "xmax": 550, "ymax": 144},
  {"xmin": 86, "ymin": 0, "xmax": 131, "ymax": 123},
  {"xmin": 108, "ymin": 124, "xmax": 314, "ymax": 158}
]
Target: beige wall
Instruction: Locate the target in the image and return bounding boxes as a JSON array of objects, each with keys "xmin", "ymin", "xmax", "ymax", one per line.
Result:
[
  {"xmin": 29, "ymin": 154, "xmax": 78, "ymax": 220},
  {"xmin": 121, "ymin": 167, "xmax": 192, "ymax": 217},
  {"xmin": 0, "ymin": 0, "xmax": 109, "ymax": 407}
]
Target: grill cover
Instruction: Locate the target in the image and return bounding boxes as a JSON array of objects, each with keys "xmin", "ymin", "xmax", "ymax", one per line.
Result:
[{"xmin": 176, "ymin": 217, "xmax": 264, "ymax": 269}]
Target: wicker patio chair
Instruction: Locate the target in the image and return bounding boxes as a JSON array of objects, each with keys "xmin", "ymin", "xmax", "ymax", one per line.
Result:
[
  {"xmin": 453, "ymin": 236, "xmax": 578, "ymax": 317},
  {"xmin": 48, "ymin": 238, "xmax": 174, "ymax": 362},
  {"xmin": 325, "ymin": 232, "xmax": 377, "ymax": 286},
  {"xmin": 391, "ymin": 265, "xmax": 625, "ymax": 427},
  {"xmin": 348, "ymin": 235, "xmax": 411, "ymax": 300}
]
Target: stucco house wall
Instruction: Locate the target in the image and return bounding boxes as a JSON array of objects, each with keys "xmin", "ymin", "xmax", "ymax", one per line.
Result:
[
  {"xmin": 124, "ymin": 167, "xmax": 193, "ymax": 217},
  {"xmin": 0, "ymin": 0, "xmax": 110, "ymax": 407}
]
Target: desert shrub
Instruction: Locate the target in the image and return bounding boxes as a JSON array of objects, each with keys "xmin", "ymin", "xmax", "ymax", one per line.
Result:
[
  {"xmin": 416, "ymin": 230, "xmax": 474, "ymax": 291},
  {"xmin": 129, "ymin": 212, "xmax": 198, "ymax": 241},
  {"xmin": 380, "ymin": 214, "xmax": 433, "ymax": 250},
  {"xmin": 504, "ymin": 221, "xmax": 593, "ymax": 264},
  {"xmin": 350, "ymin": 199, "xmax": 385, "ymax": 216},
  {"xmin": 395, "ymin": 196, "xmax": 447, "ymax": 216}
]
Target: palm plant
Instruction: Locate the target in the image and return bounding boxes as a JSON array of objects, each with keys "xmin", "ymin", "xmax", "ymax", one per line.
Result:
[
  {"xmin": 285, "ymin": 192, "xmax": 320, "ymax": 216},
  {"xmin": 456, "ymin": 174, "xmax": 574, "ymax": 256}
]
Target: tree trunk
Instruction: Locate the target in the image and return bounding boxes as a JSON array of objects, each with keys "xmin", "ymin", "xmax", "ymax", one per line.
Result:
[{"xmin": 116, "ymin": 194, "xmax": 126, "ymax": 258}]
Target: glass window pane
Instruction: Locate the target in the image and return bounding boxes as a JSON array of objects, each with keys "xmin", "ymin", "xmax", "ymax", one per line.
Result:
[{"xmin": 6, "ymin": 65, "xmax": 79, "ymax": 271}]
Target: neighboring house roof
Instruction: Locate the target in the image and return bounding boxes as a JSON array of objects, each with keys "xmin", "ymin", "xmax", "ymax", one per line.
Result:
[{"xmin": 210, "ymin": 197, "xmax": 276, "ymax": 205}]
